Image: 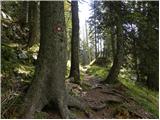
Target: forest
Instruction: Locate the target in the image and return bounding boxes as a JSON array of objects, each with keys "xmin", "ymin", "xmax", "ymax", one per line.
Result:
[{"xmin": 1, "ymin": 0, "xmax": 159, "ymax": 119}]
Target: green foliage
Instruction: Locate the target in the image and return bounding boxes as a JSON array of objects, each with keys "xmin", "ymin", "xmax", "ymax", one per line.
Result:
[
  {"xmin": 2, "ymin": 43, "xmax": 35, "ymax": 80},
  {"xmin": 119, "ymin": 78, "xmax": 159, "ymax": 118},
  {"xmin": 119, "ymin": 68, "xmax": 159, "ymax": 118},
  {"xmin": 87, "ymin": 65, "xmax": 159, "ymax": 118},
  {"xmin": 2, "ymin": 1, "xmax": 159, "ymax": 119},
  {"xmin": 125, "ymin": 1, "xmax": 159, "ymax": 90},
  {"xmin": 88, "ymin": 1, "xmax": 159, "ymax": 90},
  {"xmin": 87, "ymin": 65, "xmax": 108, "ymax": 78},
  {"xmin": 1, "ymin": 42, "xmax": 37, "ymax": 118},
  {"xmin": 2, "ymin": 1, "xmax": 22, "ymax": 21}
]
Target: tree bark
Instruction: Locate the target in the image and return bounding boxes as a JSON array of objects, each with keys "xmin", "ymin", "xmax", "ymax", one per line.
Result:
[
  {"xmin": 103, "ymin": 38, "xmax": 107, "ymax": 58},
  {"xmin": 104, "ymin": 2, "xmax": 124, "ymax": 84},
  {"xmin": 111, "ymin": 26, "xmax": 116, "ymax": 59},
  {"xmin": 27, "ymin": 1, "xmax": 40, "ymax": 48},
  {"xmin": 21, "ymin": 2, "xmax": 72, "ymax": 118},
  {"xmin": 69, "ymin": 1, "xmax": 80, "ymax": 84},
  {"xmin": 18, "ymin": 1, "xmax": 28, "ymax": 28},
  {"xmin": 94, "ymin": 1, "xmax": 98, "ymax": 58}
]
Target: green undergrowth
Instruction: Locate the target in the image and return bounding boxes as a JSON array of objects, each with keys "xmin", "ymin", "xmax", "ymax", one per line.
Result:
[
  {"xmin": 2, "ymin": 42, "xmax": 38, "ymax": 118},
  {"xmin": 86, "ymin": 65, "xmax": 109, "ymax": 78},
  {"xmin": 2, "ymin": 42, "xmax": 158, "ymax": 118},
  {"xmin": 119, "ymin": 77, "xmax": 159, "ymax": 118},
  {"xmin": 87, "ymin": 64, "xmax": 159, "ymax": 118},
  {"xmin": 2, "ymin": 43, "xmax": 35, "ymax": 89},
  {"xmin": 119, "ymin": 68, "xmax": 159, "ymax": 118}
]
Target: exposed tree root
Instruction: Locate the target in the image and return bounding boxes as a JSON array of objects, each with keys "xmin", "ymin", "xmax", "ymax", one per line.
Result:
[
  {"xmin": 68, "ymin": 95, "xmax": 86, "ymax": 110},
  {"xmin": 67, "ymin": 92, "xmax": 94, "ymax": 119},
  {"xmin": 101, "ymin": 89, "xmax": 131, "ymax": 103},
  {"xmin": 90, "ymin": 103, "xmax": 106, "ymax": 111},
  {"xmin": 20, "ymin": 84, "xmax": 47, "ymax": 119}
]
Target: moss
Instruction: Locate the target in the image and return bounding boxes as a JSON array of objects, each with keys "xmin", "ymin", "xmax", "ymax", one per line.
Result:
[
  {"xmin": 86, "ymin": 65, "xmax": 108, "ymax": 78},
  {"xmin": 86, "ymin": 65, "xmax": 159, "ymax": 118},
  {"xmin": 80, "ymin": 72, "xmax": 85, "ymax": 81},
  {"xmin": 119, "ymin": 77, "xmax": 159, "ymax": 118}
]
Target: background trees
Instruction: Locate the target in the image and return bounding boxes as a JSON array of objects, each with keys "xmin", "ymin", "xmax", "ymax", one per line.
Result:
[
  {"xmin": 1, "ymin": 1, "xmax": 159, "ymax": 119},
  {"xmin": 134, "ymin": 2, "xmax": 159, "ymax": 90},
  {"xmin": 102, "ymin": 2, "xmax": 124, "ymax": 84},
  {"xmin": 88, "ymin": 1, "xmax": 159, "ymax": 90}
]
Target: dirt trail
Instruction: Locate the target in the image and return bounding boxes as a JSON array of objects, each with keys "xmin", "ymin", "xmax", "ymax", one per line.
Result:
[
  {"xmin": 76, "ymin": 73, "xmax": 153, "ymax": 119},
  {"xmin": 46, "ymin": 73, "xmax": 154, "ymax": 119}
]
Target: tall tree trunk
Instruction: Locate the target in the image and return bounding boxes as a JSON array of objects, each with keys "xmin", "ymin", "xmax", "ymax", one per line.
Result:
[
  {"xmin": 94, "ymin": 1, "xmax": 98, "ymax": 58},
  {"xmin": 97, "ymin": 38, "xmax": 99, "ymax": 57},
  {"xmin": 103, "ymin": 38, "xmax": 106, "ymax": 58},
  {"xmin": 111, "ymin": 26, "xmax": 116, "ymax": 59},
  {"xmin": 104, "ymin": 2, "xmax": 124, "ymax": 84},
  {"xmin": 22, "ymin": 1, "xmax": 29, "ymax": 24},
  {"xmin": 94, "ymin": 35, "xmax": 97, "ymax": 58},
  {"xmin": 69, "ymin": 1, "xmax": 80, "ymax": 83},
  {"xmin": 21, "ymin": 2, "xmax": 73, "ymax": 118},
  {"xmin": 22, "ymin": 1, "xmax": 27, "ymax": 24},
  {"xmin": 85, "ymin": 19, "xmax": 91, "ymax": 63},
  {"xmin": 27, "ymin": 1, "xmax": 40, "ymax": 48},
  {"xmin": 18, "ymin": 1, "xmax": 28, "ymax": 28},
  {"xmin": 26, "ymin": 1, "xmax": 29, "ymax": 23},
  {"xmin": 100, "ymin": 39, "xmax": 103, "ymax": 57}
]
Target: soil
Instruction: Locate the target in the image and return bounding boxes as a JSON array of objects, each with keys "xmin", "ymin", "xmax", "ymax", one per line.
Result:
[{"xmin": 45, "ymin": 73, "xmax": 154, "ymax": 119}]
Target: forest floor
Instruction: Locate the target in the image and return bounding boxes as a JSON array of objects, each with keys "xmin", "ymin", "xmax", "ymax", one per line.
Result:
[
  {"xmin": 76, "ymin": 73, "xmax": 157, "ymax": 119},
  {"xmin": 1, "ymin": 42, "xmax": 159, "ymax": 119},
  {"xmin": 45, "ymin": 72, "xmax": 157, "ymax": 119}
]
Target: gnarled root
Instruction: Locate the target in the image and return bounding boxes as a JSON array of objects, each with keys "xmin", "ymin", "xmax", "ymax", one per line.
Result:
[
  {"xmin": 68, "ymin": 95, "xmax": 87, "ymax": 111},
  {"xmin": 67, "ymin": 94, "xmax": 93, "ymax": 118},
  {"xmin": 20, "ymin": 93, "xmax": 48, "ymax": 119},
  {"xmin": 57, "ymin": 95, "xmax": 77, "ymax": 119}
]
